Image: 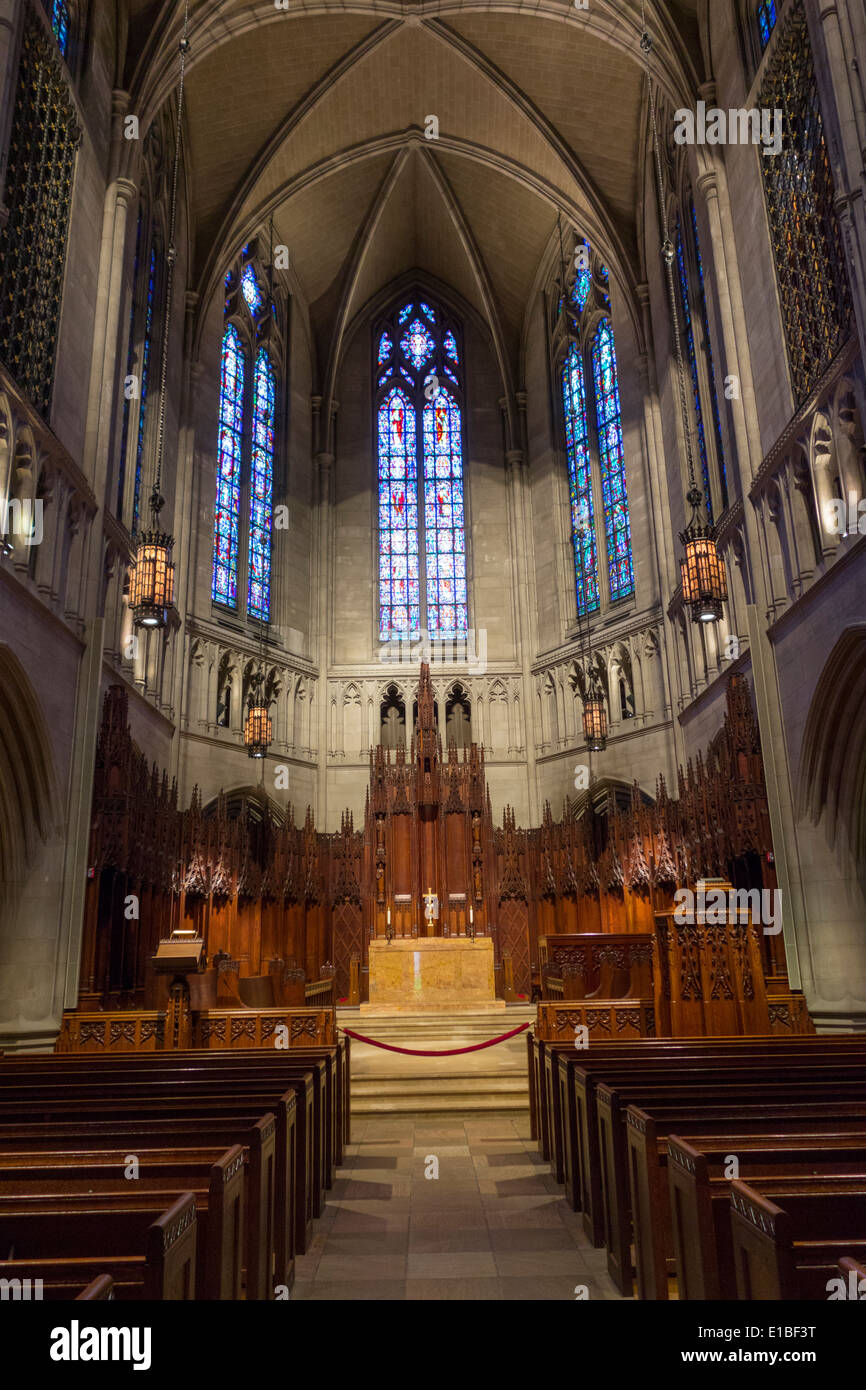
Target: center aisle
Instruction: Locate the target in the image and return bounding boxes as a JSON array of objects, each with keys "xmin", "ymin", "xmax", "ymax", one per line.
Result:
[{"xmin": 293, "ymin": 1108, "xmax": 626, "ymax": 1301}]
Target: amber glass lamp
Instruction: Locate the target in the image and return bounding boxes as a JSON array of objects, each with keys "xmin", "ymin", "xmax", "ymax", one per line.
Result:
[
  {"xmin": 244, "ymin": 671, "xmax": 272, "ymax": 759},
  {"xmin": 131, "ymin": 489, "xmax": 175, "ymax": 629},
  {"xmin": 680, "ymin": 487, "xmax": 728, "ymax": 624},
  {"xmin": 582, "ymin": 681, "xmax": 608, "ymax": 753}
]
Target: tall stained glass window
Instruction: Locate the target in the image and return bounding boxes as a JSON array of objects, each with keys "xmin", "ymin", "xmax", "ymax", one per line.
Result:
[
  {"xmin": 212, "ymin": 325, "xmax": 245, "ymax": 607},
  {"xmin": 592, "ymin": 320, "xmax": 633, "ymax": 603},
  {"xmin": 248, "ymin": 350, "xmax": 275, "ymax": 621},
  {"xmin": 212, "ymin": 248, "xmax": 282, "ymax": 619},
  {"xmin": 556, "ymin": 236, "xmax": 634, "ymax": 618},
  {"xmin": 378, "ymin": 389, "xmax": 419, "ymax": 640},
  {"xmin": 423, "ymin": 391, "xmax": 467, "ymax": 639},
  {"xmin": 758, "ymin": 1, "xmax": 853, "ymax": 405},
  {"xmin": 562, "ymin": 342, "xmax": 599, "ymax": 614},
  {"xmin": 375, "ymin": 297, "xmax": 468, "ymax": 642},
  {"xmin": 758, "ymin": 1, "xmax": 777, "ymax": 51},
  {"xmin": 0, "ymin": 9, "xmax": 78, "ymax": 417}
]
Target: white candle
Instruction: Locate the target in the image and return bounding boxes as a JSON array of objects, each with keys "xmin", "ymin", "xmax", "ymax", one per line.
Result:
[
  {"xmin": 387, "ymin": 907, "xmax": 391, "ymax": 925},
  {"xmin": 469, "ymin": 905, "xmax": 474, "ymax": 923}
]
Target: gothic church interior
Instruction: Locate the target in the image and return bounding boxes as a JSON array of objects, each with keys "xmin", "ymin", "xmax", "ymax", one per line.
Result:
[{"xmin": 0, "ymin": 0, "xmax": 865, "ymax": 1313}]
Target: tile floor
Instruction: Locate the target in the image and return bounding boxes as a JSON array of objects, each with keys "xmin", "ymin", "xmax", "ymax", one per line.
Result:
[{"xmin": 293, "ymin": 1111, "xmax": 627, "ymax": 1300}]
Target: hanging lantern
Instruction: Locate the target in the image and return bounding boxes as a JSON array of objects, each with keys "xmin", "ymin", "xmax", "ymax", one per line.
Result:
[
  {"xmin": 680, "ymin": 488, "xmax": 728, "ymax": 625},
  {"xmin": 244, "ymin": 699, "xmax": 272, "ymax": 759},
  {"xmin": 130, "ymin": 490, "xmax": 175, "ymax": 629},
  {"xmin": 131, "ymin": 24, "xmax": 189, "ymax": 632},
  {"xmin": 582, "ymin": 689, "xmax": 608, "ymax": 753}
]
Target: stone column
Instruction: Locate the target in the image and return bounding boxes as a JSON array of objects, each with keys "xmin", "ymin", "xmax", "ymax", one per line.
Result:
[
  {"xmin": 503, "ymin": 395, "xmax": 539, "ymax": 822},
  {"xmin": 168, "ymin": 298, "xmax": 201, "ymax": 783},
  {"xmin": 315, "ymin": 445, "xmax": 335, "ymax": 823}
]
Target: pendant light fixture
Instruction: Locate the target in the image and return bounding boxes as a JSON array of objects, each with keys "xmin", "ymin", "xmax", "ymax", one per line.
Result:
[
  {"xmin": 639, "ymin": 1, "xmax": 728, "ymax": 626},
  {"xmin": 557, "ymin": 214, "xmax": 608, "ymax": 754},
  {"xmin": 130, "ymin": 2, "xmax": 190, "ymax": 629},
  {"xmin": 243, "ymin": 668, "xmax": 273, "ymax": 759}
]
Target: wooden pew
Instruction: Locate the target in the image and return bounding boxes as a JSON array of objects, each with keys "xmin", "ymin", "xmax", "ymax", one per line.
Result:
[
  {"xmin": 0, "ymin": 1191, "xmax": 196, "ymax": 1300},
  {"xmin": 0, "ymin": 1068, "xmax": 309, "ymax": 1265},
  {"xmin": 667, "ymin": 1131, "xmax": 866, "ymax": 1299},
  {"xmin": 597, "ymin": 1067, "xmax": 866, "ymax": 1293},
  {"xmin": 837, "ymin": 1255, "xmax": 866, "ymax": 1301},
  {"xmin": 532, "ymin": 1034, "xmax": 866, "ymax": 1189},
  {"xmin": 0, "ymin": 1103, "xmax": 285, "ymax": 1296},
  {"xmin": 562, "ymin": 1041, "xmax": 866, "ymax": 1235},
  {"xmin": 0, "ymin": 1143, "xmax": 246, "ymax": 1300},
  {"xmin": 11, "ymin": 1044, "xmax": 339, "ymax": 1203},
  {"xmin": 729, "ymin": 1177, "xmax": 866, "ymax": 1299},
  {"xmin": 76, "ymin": 1274, "xmax": 115, "ymax": 1300},
  {"xmin": 1, "ymin": 1057, "xmax": 326, "ymax": 1210}
]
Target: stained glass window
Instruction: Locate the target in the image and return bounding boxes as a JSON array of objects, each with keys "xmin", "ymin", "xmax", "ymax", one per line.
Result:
[
  {"xmin": 212, "ymin": 325, "xmax": 245, "ymax": 607},
  {"xmin": 378, "ymin": 332, "xmax": 392, "ymax": 364},
  {"xmin": 423, "ymin": 391, "xmax": 467, "ymax": 639},
  {"xmin": 758, "ymin": 2, "xmax": 853, "ymax": 405},
  {"xmin": 45, "ymin": 0, "xmax": 70, "ymax": 56},
  {"xmin": 241, "ymin": 264, "xmax": 263, "ymax": 317},
  {"xmin": 691, "ymin": 201, "xmax": 728, "ymax": 510},
  {"xmin": 592, "ymin": 320, "xmax": 633, "ymax": 603},
  {"xmin": 758, "ymin": 1, "xmax": 777, "ymax": 50},
  {"xmin": 676, "ymin": 220, "xmax": 713, "ymax": 525},
  {"xmin": 561, "ymin": 343, "xmax": 599, "ymax": 615},
  {"xmin": 378, "ymin": 389, "xmax": 419, "ymax": 641},
  {"xmin": 400, "ymin": 318, "xmax": 435, "ymax": 370},
  {"xmin": 376, "ymin": 298, "xmax": 468, "ymax": 641},
  {"xmin": 571, "ymin": 239, "xmax": 592, "ymax": 313},
  {"xmin": 0, "ymin": 10, "xmax": 78, "ymax": 417},
  {"xmin": 248, "ymin": 349, "xmax": 275, "ymax": 621}
]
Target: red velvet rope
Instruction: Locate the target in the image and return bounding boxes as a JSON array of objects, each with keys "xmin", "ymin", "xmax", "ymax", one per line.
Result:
[{"xmin": 339, "ymin": 1021, "xmax": 530, "ymax": 1056}]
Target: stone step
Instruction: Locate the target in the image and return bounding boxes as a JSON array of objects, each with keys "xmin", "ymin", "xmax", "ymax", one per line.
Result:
[{"xmin": 353, "ymin": 1075, "xmax": 527, "ymax": 1095}]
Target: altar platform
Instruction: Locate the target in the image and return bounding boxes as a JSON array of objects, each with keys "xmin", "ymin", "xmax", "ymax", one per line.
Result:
[{"xmin": 360, "ymin": 936, "xmax": 506, "ymax": 1015}]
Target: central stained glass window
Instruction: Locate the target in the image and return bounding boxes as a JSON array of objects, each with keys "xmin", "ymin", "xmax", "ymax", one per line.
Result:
[{"xmin": 376, "ymin": 298, "xmax": 468, "ymax": 642}]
